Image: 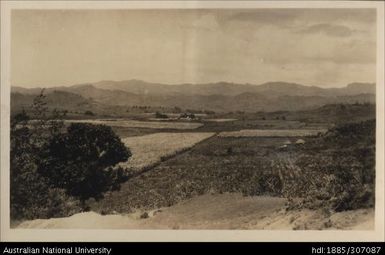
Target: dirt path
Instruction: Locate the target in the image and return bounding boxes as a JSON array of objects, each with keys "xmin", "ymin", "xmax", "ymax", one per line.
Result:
[{"xmin": 16, "ymin": 193, "xmax": 374, "ymax": 230}]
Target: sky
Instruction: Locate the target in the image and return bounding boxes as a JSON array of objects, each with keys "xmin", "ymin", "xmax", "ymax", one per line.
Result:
[{"xmin": 11, "ymin": 9, "xmax": 377, "ymax": 88}]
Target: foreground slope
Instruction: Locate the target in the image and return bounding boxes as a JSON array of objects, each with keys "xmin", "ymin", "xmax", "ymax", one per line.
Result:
[{"xmin": 17, "ymin": 193, "xmax": 373, "ymax": 230}]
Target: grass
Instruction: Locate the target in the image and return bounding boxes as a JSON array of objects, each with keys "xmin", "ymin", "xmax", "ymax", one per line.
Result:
[
  {"xmin": 118, "ymin": 132, "xmax": 215, "ymax": 172},
  {"xmin": 13, "ymin": 101, "xmax": 376, "ymax": 221},
  {"xmin": 195, "ymin": 118, "xmax": 329, "ymax": 133},
  {"xmin": 90, "ymin": 136, "xmax": 306, "ymax": 213},
  {"xmin": 111, "ymin": 126, "xmax": 161, "ymax": 138},
  {"xmin": 82, "ymin": 104, "xmax": 376, "ymax": 214},
  {"xmin": 218, "ymin": 129, "xmax": 327, "ymax": 137},
  {"xmin": 203, "ymin": 118, "xmax": 238, "ymax": 122},
  {"xmin": 92, "ymin": 120, "xmax": 375, "ymax": 214},
  {"xmin": 65, "ymin": 119, "xmax": 203, "ymax": 130}
]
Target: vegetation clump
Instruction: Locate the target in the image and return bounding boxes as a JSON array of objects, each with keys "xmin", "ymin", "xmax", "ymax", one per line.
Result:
[
  {"xmin": 84, "ymin": 110, "xmax": 95, "ymax": 116},
  {"xmin": 10, "ymin": 91, "xmax": 131, "ymax": 220},
  {"xmin": 155, "ymin": 111, "xmax": 168, "ymax": 119},
  {"xmin": 281, "ymin": 120, "xmax": 375, "ymax": 211},
  {"xmin": 38, "ymin": 123, "xmax": 131, "ymax": 201}
]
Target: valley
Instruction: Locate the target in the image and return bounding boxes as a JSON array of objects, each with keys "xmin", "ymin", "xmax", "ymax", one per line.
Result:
[{"xmin": 11, "ymin": 81, "xmax": 376, "ymax": 230}]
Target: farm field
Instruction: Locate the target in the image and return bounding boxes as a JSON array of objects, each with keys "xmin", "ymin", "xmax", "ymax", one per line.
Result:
[
  {"xmin": 91, "ymin": 119, "xmax": 375, "ymax": 220},
  {"xmin": 203, "ymin": 118, "xmax": 237, "ymax": 122},
  {"xmin": 66, "ymin": 119, "xmax": 203, "ymax": 129},
  {"xmin": 12, "ymin": 102, "xmax": 376, "ymax": 230},
  {"xmin": 195, "ymin": 119, "xmax": 317, "ymax": 132},
  {"xmin": 119, "ymin": 132, "xmax": 215, "ymax": 172},
  {"xmin": 218, "ymin": 129, "xmax": 327, "ymax": 137},
  {"xmin": 143, "ymin": 113, "xmax": 208, "ymax": 118},
  {"xmin": 91, "ymin": 136, "xmax": 305, "ymax": 213}
]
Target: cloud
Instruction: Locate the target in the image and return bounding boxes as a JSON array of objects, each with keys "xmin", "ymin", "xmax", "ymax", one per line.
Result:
[
  {"xmin": 297, "ymin": 23, "xmax": 354, "ymax": 37},
  {"xmin": 11, "ymin": 9, "xmax": 376, "ymax": 87},
  {"xmin": 227, "ymin": 9, "xmax": 301, "ymax": 25},
  {"xmin": 226, "ymin": 9, "xmax": 376, "ymax": 29},
  {"xmin": 306, "ymin": 40, "xmax": 376, "ymax": 64},
  {"xmin": 182, "ymin": 13, "xmax": 220, "ymax": 32}
]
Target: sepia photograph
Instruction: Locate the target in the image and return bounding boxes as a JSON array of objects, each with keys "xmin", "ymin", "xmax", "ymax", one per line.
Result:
[{"xmin": 1, "ymin": 0, "xmax": 384, "ymax": 243}]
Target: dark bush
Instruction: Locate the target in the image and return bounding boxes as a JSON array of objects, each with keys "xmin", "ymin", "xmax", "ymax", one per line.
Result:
[
  {"xmin": 10, "ymin": 100, "xmax": 81, "ymax": 220},
  {"xmin": 281, "ymin": 119, "xmax": 376, "ymax": 211},
  {"xmin": 10, "ymin": 91, "xmax": 131, "ymax": 220},
  {"xmin": 155, "ymin": 112, "xmax": 168, "ymax": 119},
  {"xmin": 84, "ymin": 110, "xmax": 95, "ymax": 116},
  {"xmin": 38, "ymin": 123, "xmax": 131, "ymax": 201}
]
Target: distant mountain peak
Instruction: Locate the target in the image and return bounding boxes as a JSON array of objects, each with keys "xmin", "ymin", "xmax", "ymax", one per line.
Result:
[
  {"xmin": 71, "ymin": 83, "xmax": 96, "ymax": 89},
  {"xmin": 11, "ymin": 79, "xmax": 375, "ymax": 114},
  {"xmin": 346, "ymin": 82, "xmax": 375, "ymax": 88},
  {"xmin": 259, "ymin": 81, "xmax": 304, "ymax": 86},
  {"xmin": 345, "ymin": 82, "xmax": 375, "ymax": 94}
]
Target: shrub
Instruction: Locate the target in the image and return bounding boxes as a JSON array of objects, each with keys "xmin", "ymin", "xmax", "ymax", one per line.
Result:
[
  {"xmin": 38, "ymin": 123, "xmax": 131, "ymax": 201},
  {"xmin": 281, "ymin": 120, "xmax": 375, "ymax": 211},
  {"xmin": 11, "ymin": 165, "xmax": 81, "ymax": 220},
  {"xmin": 84, "ymin": 110, "xmax": 95, "ymax": 116},
  {"xmin": 10, "ymin": 97, "xmax": 80, "ymax": 220},
  {"xmin": 10, "ymin": 91, "xmax": 131, "ymax": 220},
  {"xmin": 155, "ymin": 112, "xmax": 168, "ymax": 119}
]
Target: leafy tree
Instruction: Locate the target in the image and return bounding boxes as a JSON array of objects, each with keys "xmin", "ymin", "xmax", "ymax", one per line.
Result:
[
  {"xmin": 11, "ymin": 108, "xmax": 29, "ymax": 129},
  {"xmin": 10, "ymin": 91, "xmax": 78, "ymax": 220},
  {"xmin": 84, "ymin": 110, "xmax": 95, "ymax": 116},
  {"xmin": 38, "ymin": 123, "xmax": 131, "ymax": 201},
  {"xmin": 155, "ymin": 111, "xmax": 168, "ymax": 119},
  {"xmin": 10, "ymin": 90, "xmax": 129, "ymax": 219}
]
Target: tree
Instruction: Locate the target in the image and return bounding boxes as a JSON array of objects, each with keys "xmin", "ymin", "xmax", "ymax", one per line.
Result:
[
  {"xmin": 10, "ymin": 110, "xmax": 41, "ymax": 219},
  {"xmin": 84, "ymin": 110, "xmax": 95, "ymax": 116},
  {"xmin": 38, "ymin": 123, "xmax": 132, "ymax": 201},
  {"xmin": 10, "ymin": 91, "xmax": 77, "ymax": 220},
  {"xmin": 155, "ymin": 111, "xmax": 168, "ymax": 119},
  {"xmin": 11, "ymin": 90, "xmax": 130, "ymax": 219}
]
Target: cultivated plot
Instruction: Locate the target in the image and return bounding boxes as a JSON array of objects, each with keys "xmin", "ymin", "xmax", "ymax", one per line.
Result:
[
  {"xmin": 119, "ymin": 132, "xmax": 215, "ymax": 171},
  {"xmin": 66, "ymin": 119, "xmax": 203, "ymax": 130},
  {"xmin": 203, "ymin": 119, "xmax": 238, "ymax": 122},
  {"xmin": 218, "ymin": 129, "xmax": 327, "ymax": 137}
]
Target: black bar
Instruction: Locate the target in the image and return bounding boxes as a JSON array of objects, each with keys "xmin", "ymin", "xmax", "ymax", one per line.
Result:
[{"xmin": 0, "ymin": 242, "xmax": 384, "ymax": 255}]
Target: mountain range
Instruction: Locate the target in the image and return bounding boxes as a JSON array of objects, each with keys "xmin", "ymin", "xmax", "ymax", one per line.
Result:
[{"xmin": 11, "ymin": 80, "xmax": 376, "ymax": 114}]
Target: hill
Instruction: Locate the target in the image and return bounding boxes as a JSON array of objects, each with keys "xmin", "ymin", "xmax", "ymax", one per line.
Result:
[
  {"xmin": 11, "ymin": 81, "xmax": 375, "ymax": 113},
  {"xmin": 11, "ymin": 90, "xmax": 93, "ymax": 113}
]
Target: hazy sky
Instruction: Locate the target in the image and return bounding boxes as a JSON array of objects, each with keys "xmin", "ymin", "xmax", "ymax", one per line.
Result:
[{"xmin": 11, "ymin": 9, "xmax": 376, "ymax": 88}]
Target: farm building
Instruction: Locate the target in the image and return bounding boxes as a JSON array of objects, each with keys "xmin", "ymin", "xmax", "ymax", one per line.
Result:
[{"xmin": 295, "ymin": 139, "xmax": 306, "ymax": 144}]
